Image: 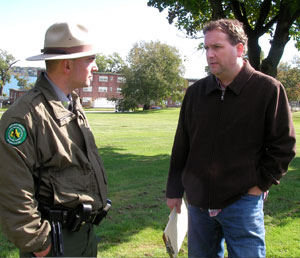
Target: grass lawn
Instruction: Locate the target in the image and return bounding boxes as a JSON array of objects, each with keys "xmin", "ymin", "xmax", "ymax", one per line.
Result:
[{"xmin": 0, "ymin": 108, "xmax": 300, "ymax": 257}]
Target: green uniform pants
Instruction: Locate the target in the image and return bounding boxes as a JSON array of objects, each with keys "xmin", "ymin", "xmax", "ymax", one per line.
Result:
[{"xmin": 19, "ymin": 223, "xmax": 99, "ymax": 257}]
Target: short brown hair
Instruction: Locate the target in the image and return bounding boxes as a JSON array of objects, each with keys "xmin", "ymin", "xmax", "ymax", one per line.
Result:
[
  {"xmin": 45, "ymin": 59, "xmax": 61, "ymax": 72},
  {"xmin": 203, "ymin": 19, "xmax": 248, "ymax": 55}
]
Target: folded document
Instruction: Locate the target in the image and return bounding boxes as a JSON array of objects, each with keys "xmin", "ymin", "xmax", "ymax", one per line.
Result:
[{"xmin": 163, "ymin": 200, "xmax": 188, "ymax": 257}]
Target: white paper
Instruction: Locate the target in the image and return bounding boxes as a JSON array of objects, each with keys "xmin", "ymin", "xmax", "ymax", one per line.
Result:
[{"xmin": 163, "ymin": 200, "xmax": 188, "ymax": 257}]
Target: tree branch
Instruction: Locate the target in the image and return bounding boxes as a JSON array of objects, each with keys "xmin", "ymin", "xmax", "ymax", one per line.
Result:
[
  {"xmin": 208, "ymin": 0, "xmax": 226, "ymax": 20},
  {"xmin": 261, "ymin": 2, "xmax": 299, "ymax": 76},
  {"xmin": 255, "ymin": 0, "xmax": 272, "ymax": 30},
  {"xmin": 230, "ymin": 0, "xmax": 251, "ymax": 32},
  {"xmin": 259, "ymin": 15, "xmax": 279, "ymax": 36},
  {"xmin": 8, "ymin": 60, "xmax": 19, "ymax": 70}
]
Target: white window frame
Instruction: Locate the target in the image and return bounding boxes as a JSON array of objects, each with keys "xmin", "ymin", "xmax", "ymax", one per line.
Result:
[
  {"xmin": 83, "ymin": 86, "xmax": 93, "ymax": 92},
  {"xmin": 98, "ymin": 86, "xmax": 108, "ymax": 92},
  {"xmin": 117, "ymin": 76, "xmax": 126, "ymax": 83},
  {"xmin": 99, "ymin": 76, "xmax": 108, "ymax": 82},
  {"xmin": 82, "ymin": 97, "xmax": 92, "ymax": 103}
]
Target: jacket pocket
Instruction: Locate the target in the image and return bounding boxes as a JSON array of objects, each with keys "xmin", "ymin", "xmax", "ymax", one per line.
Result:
[{"xmin": 50, "ymin": 174, "xmax": 94, "ymax": 208}]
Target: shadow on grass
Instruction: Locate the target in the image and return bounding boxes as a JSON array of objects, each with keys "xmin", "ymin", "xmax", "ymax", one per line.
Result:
[
  {"xmin": 1, "ymin": 146, "xmax": 299, "ymax": 256},
  {"xmin": 98, "ymin": 146, "xmax": 300, "ymax": 253},
  {"xmin": 96, "ymin": 146, "xmax": 171, "ymax": 253},
  {"xmin": 0, "ymin": 146, "xmax": 171, "ymax": 257}
]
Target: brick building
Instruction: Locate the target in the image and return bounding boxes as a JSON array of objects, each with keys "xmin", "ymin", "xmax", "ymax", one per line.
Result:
[
  {"xmin": 12, "ymin": 70, "xmax": 199, "ymax": 109},
  {"xmin": 75, "ymin": 72, "xmax": 125, "ymax": 108},
  {"xmin": 9, "ymin": 89, "xmax": 28, "ymax": 104},
  {"xmin": 76, "ymin": 72, "xmax": 199, "ymax": 109}
]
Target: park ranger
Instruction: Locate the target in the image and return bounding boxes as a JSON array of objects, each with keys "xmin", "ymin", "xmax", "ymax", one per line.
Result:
[{"xmin": 0, "ymin": 22, "xmax": 110, "ymax": 257}]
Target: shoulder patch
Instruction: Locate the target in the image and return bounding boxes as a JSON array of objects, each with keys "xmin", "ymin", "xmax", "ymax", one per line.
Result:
[{"xmin": 5, "ymin": 123, "xmax": 27, "ymax": 146}]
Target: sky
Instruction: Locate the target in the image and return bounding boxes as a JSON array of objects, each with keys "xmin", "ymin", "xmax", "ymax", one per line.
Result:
[{"xmin": 0, "ymin": 0, "xmax": 299, "ymax": 79}]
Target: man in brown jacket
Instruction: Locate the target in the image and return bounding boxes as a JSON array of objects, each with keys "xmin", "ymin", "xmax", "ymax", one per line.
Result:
[
  {"xmin": 0, "ymin": 22, "xmax": 109, "ymax": 257},
  {"xmin": 166, "ymin": 19, "xmax": 296, "ymax": 257}
]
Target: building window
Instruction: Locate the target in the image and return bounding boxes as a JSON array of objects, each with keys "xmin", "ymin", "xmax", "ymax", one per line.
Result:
[
  {"xmin": 83, "ymin": 86, "xmax": 92, "ymax": 92},
  {"xmin": 99, "ymin": 76, "xmax": 108, "ymax": 82},
  {"xmin": 117, "ymin": 88, "xmax": 122, "ymax": 93},
  {"xmin": 98, "ymin": 87, "xmax": 108, "ymax": 92},
  {"xmin": 117, "ymin": 76, "xmax": 126, "ymax": 83},
  {"xmin": 110, "ymin": 87, "xmax": 113, "ymax": 92},
  {"xmin": 82, "ymin": 97, "xmax": 92, "ymax": 103},
  {"xmin": 110, "ymin": 76, "xmax": 114, "ymax": 81}
]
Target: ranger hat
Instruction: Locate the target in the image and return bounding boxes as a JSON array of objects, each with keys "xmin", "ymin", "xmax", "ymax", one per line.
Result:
[{"xmin": 26, "ymin": 22, "xmax": 99, "ymax": 61}]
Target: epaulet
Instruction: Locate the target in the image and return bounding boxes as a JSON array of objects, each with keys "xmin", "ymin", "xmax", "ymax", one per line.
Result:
[{"xmin": 3, "ymin": 87, "xmax": 42, "ymax": 119}]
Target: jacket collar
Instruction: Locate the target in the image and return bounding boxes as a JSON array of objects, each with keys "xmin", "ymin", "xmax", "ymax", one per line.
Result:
[
  {"xmin": 206, "ymin": 60, "xmax": 255, "ymax": 96},
  {"xmin": 35, "ymin": 72, "xmax": 80, "ymax": 124}
]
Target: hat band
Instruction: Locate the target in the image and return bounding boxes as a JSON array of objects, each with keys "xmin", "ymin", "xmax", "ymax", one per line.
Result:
[{"xmin": 41, "ymin": 45, "xmax": 93, "ymax": 55}]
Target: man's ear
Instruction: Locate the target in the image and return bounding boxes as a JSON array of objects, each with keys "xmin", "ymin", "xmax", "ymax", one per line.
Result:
[
  {"xmin": 62, "ymin": 59, "xmax": 72, "ymax": 74},
  {"xmin": 236, "ymin": 43, "xmax": 244, "ymax": 57}
]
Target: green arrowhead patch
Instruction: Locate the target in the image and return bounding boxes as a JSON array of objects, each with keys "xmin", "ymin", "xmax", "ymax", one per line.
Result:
[{"xmin": 5, "ymin": 123, "xmax": 27, "ymax": 146}]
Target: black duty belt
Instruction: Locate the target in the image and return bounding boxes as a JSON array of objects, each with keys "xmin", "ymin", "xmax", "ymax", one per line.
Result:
[
  {"xmin": 39, "ymin": 200, "xmax": 111, "ymax": 232},
  {"xmin": 38, "ymin": 201, "xmax": 111, "ymax": 257}
]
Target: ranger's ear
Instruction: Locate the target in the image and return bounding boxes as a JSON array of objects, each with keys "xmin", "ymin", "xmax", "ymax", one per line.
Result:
[{"xmin": 62, "ymin": 59, "xmax": 72, "ymax": 74}]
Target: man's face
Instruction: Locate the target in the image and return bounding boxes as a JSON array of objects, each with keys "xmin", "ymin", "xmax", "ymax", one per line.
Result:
[
  {"xmin": 204, "ymin": 29, "xmax": 242, "ymax": 80},
  {"xmin": 70, "ymin": 55, "xmax": 98, "ymax": 89}
]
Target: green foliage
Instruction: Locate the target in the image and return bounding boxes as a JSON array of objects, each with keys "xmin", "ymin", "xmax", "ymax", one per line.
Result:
[
  {"xmin": 147, "ymin": 0, "xmax": 299, "ymax": 41},
  {"xmin": 96, "ymin": 52, "xmax": 125, "ymax": 73},
  {"xmin": 147, "ymin": 0, "xmax": 300, "ymax": 77},
  {"xmin": 277, "ymin": 59, "xmax": 300, "ymax": 100},
  {"xmin": 121, "ymin": 41, "xmax": 186, "ymax": 110},
  {"xmin": 14, "ymin": 72, "xmax": 35, "ymax": 90},
  {"xmin": 0, "ymin": 49, "xmax": 18, "ymax": 96}
]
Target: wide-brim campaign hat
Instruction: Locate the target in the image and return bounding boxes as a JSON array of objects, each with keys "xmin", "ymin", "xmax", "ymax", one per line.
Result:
[{"xmin": 26, "ymin": 22, "xmax": 99, "ymax": 61}]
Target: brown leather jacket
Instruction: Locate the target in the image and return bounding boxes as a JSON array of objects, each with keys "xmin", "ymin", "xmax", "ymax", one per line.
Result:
[{"xmin": 166, "ymin": 61, "xmax": 296, "ymax": 209}]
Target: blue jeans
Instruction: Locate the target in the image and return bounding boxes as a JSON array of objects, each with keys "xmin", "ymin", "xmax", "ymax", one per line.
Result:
[{"xmin": 188, "ymin": 194, "xmax": 266, "ymax": 258}]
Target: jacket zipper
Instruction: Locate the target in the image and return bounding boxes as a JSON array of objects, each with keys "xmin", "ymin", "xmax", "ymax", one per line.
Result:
[
  {"xmin": 209, "ymin": 88, "xmax": 226, "ymax": 208},
  {"xmin": 221, "ymin": 88, "xmax": 226, "ymax": 101}
]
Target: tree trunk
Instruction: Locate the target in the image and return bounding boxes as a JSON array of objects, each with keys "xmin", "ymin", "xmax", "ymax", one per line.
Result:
[
  {"xmin": 261, "ymin": 2, "xmax": 296, "ymax": 77},
  {"xmin": 143, "ymin": 104, "xmax": 150, "ymax": 110},
  {"xmin": 247, "ymin": 35, "xmax": 262, "ymax": 71},
  {"xmin": 209, "ymin": 0, "xmax": 226, "ymax": 20}
]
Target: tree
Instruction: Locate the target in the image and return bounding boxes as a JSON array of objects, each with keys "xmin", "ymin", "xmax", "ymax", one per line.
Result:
[
  {"xmin": 147, "ymin": 0, "xmax": 300, "ymax": 77},
  {"xmin": 0, "ymin": 49, "xmax": 18, "ymax": 96},
  {"xmin": 120, "ymin": 41, "xmax": 186, "ymax": 110},
  {"xmin": 14, "ymin": 72, "xmax": 35, "ymax": 90},
  {"xmin": 95, "ymin": 52, "xmax": 125, "ymax": 73},
  {"xmin": 276, "ymin": 59, "xmax": 300, "ymax": 100}
]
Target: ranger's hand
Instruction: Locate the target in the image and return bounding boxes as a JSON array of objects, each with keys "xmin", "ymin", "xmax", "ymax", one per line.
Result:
[
  {"xmin": 33, "ymin": 244, "xmax": 51, "ymax": 257},
  {"xmin": 167, "ymin": 198, "xmax": 182, "ymax": 214}
]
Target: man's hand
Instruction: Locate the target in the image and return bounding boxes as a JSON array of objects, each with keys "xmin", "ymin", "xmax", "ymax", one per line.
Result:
[
  {"xmin": 167, "ymin": 198, "xmax": 182, "ymax": 214},
  {"xmin": 33, "ymin": 244, "xmax": 51, "ymax": 257},
  {"xmin": 248, "ymin": 186, "xmax": 263, "ymax": 196}
]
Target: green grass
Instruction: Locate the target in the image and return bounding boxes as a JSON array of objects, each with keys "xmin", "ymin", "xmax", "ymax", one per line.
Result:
[
  {"xmin": 90, "ymin": 109, "xmax": 182, "ymax": 257},
  {"xmin": 0, "ymin": 109, "xmax": 300, "ymax": 257}
]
